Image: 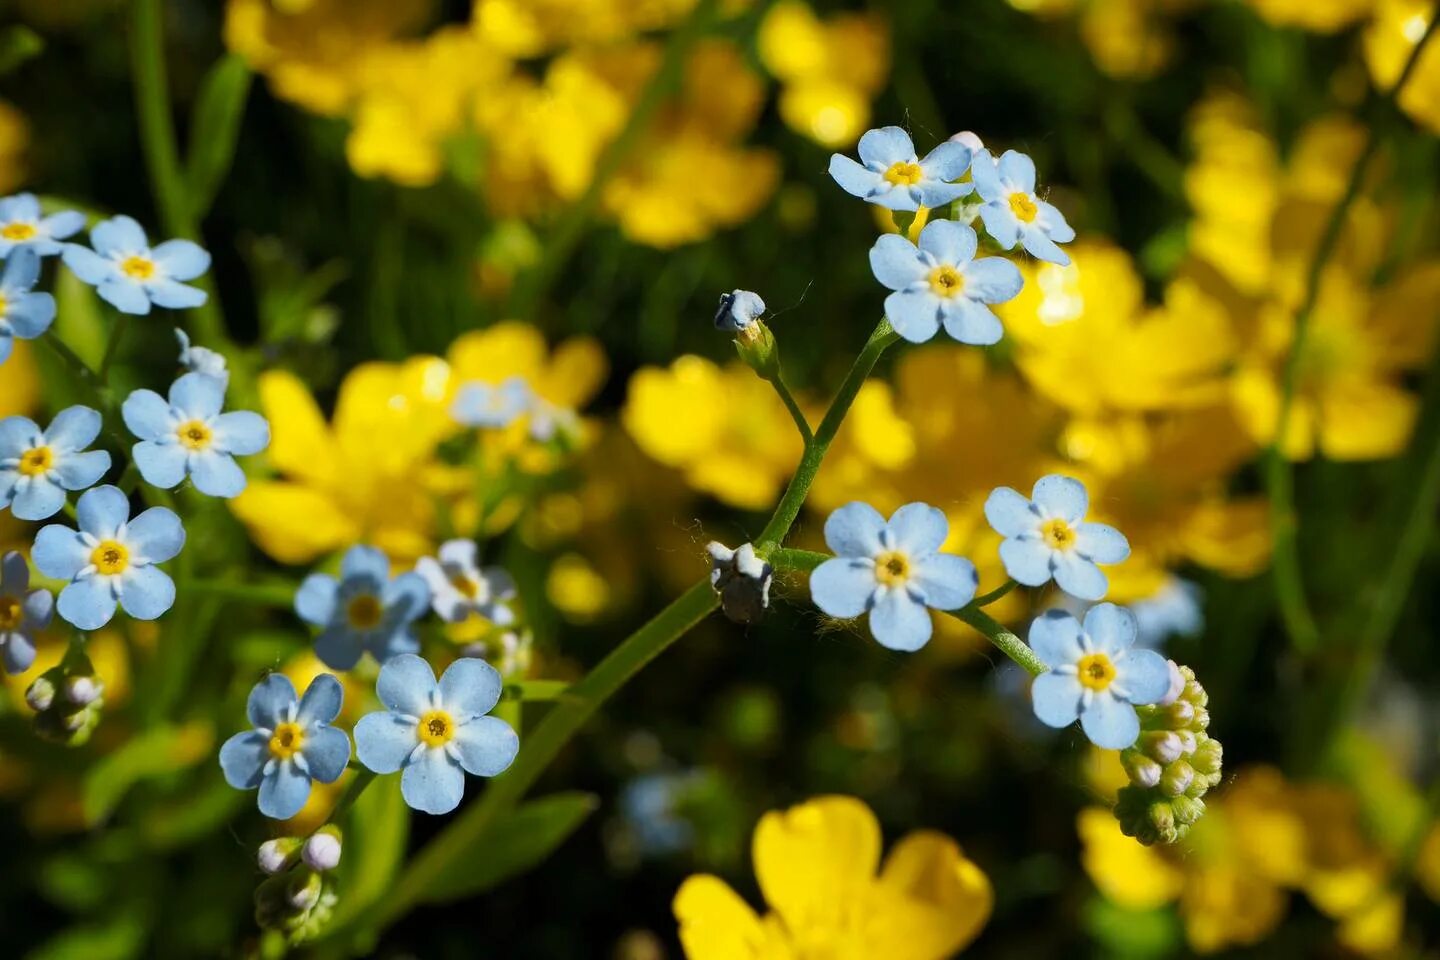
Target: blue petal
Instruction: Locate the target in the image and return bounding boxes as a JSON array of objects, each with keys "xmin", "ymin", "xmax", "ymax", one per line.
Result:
[
  {"xmin": 341, "ymin": 544, "xmax": 390, "ymax": 583},
  {"xmin": 132, "ymin": 441, "xmax": 187, "ymax": 489},
  {"xmin": 0, "ymin": 331, "xmax": 10, "ymax": 363},
  {"xmin": 967, "ymin": 149, "xmax": 1003, "ymax": 201},
  {"xmin": 1037, "ymin": 200, "xmax": 1075, "ymax": 242},
  {"xmin": 910, "ymin": 553, "xmax": 977, "ymax": 611},
  {"xmin": 809, "ymin": 558, "xmax": 876, "ymax": 619},
  {"xmin": 997, "ymin": 150, "xmax": 1037, "ymax": 193},
  {"xmin": 857, "ymin": 126, "xmax": 916, "ymax": 167},
  {"xmin": 451, "ymin": 715, "xmax": 519, "ymax": 777},
  {"xmin": 0, "ymin": 551, "xmax": 25, "ymax": 591},
  {"xmin": 247, "ymin": 673, "xmax": 298, "ymax": 729},
  {"xmin": 120, "ymin": 565, "xmax": 175, "ymax": 621},
  {"xmin": 376, "ymin": 653, "xmax": 438, "ymax": 716},
  {"xmin": 0, "ymin": 415, "xmax": 38, "ymax": 456},
  {"xmin": 294, "ymin": 573, "xmax": 337, "ymax": 627},
  {"xmin": 1054, "ymin": 553, "xmax": 1108, "ymax": 602},
  {"xmin": 91, "ymin": 215, "xmax": 148, "ymax": 256},
  {"xmin": 823, "ymin": 501, "xmax": 886, "ymax": 557},
  {"xmin": 3, "ymin": 631, "xmax": 36, "ymax": 673},
  {"xmin": 212, "ymin": 411, "xmax": 269, "ymax": 456},
  {"xmin": 866, "ymin": 183, "xmax": 922, "ymax": 212},
  {"xmin": 382, "ymin": 571, "xmax": 430, "ymax": 624},
  {"xmin": 400, "ymin": 747, "xmax": 465, "ymax": 815},
  {"xmin": 219, "ymin": 730, "xmax": 269, "ymax": 789},
  {"xmin": 41, "ymin": 210, "xmax": 85, "ymax": 240},
  {"xmin": 299, "ymin": 725, "xmax": 350, "ymax": 783},
  {"xmin": 13, "ymin": 478, "xmax": 65, "ymax": 521},
  {"xmin": 1020, "ymin": 227, "xmax": 1070, "ymax": 266},
  {"xmin": 189, "ymin": 450, "xmax": 246, "ymax": 498},
  {"xmin": 962, "ymin": 257, "xmax": 1024, "ymax": 303},
  {"xmin": 43, "ymin": 406, "xmax": 100, "ymax": 452},
  {"xmin": 2, "ymin": 247, "xmax": 40, "ymax": 289},
  {"xmin": 58, "ymin": 576, "xmax": 119, "ymax": 631},
  {"xmin": 941, "ymin": 299, "xmax": 1004, "ymax": 346},
  {"xmin": 886, "ymin": 502, "xmax": 949, "ymax": 555},
  {"xmin": 1032, "ymin": 474, "xmax": 1088, "ymax": 522},
  {"xmin": 4, "ymin": 293, "xmax": 55, "ymax": 337},
  {"xmin": 998, "ymin": 537, "xmax": 1054, "ymax": 587},
  {"xmin": 61, "ymin": 245, "xmax": 116, "ymax": 285},
  {"xmin": 919, "ymin": 140, "xmax": 971, "ymax": 182},
  {"xmin": 314, "ymin": 626, "xmax": 363, "ymax": 671},
  {"xmin": 1077, "ymin": 522, "xmax": 1129, "ymax": 564},
  {"xmin": 868, "ymin": 234, "xmax": 925, "ymax": 291},
  {"xmin": 32, "ymin": 525, "xmax": 89, "ymax": 580},
  {"xmin": 297, "ymin": 673, "xmax": 344, "ymax": 726},
  {"xmin": 0, "ymin": 194, "xmax": 40, "ymax": 220},
  {"xmin": 76, "ymin": 485, "xmax": 131, "ymax": 537},
  {"xmin": 1080, "ymin": 693, "xmax": 1140, "ymax": 750},
  {"xmin": 1119, "ymin": 648, "xmax": 1173, "ymax": 705},
  {"xmin": 868, "ymin": 588, "xmax": 932, "ymax": 651},
  {"xmin": 372, "ymin": 626, "xmax": 420, "ymax": 661},
  {"xmin": 51, "ymin": 449, "xmax": 110, "ymax": 491},
  {"xmin": 916, "ymin": 220, "xmax": 976, "ymax": 265},
  {"xmin": 1083, "ymin": 603, "xmax": 1137, "ymax": 655},
  {"xmin": 914, "ymin": 180, "xmax": 970, "ymax": 208},
  {"xmin": 150, "ymin": 240, "xmax": 211, "ymax": 281},
  {"xmin": 21, "ymin": 588, "xmax": 52, "ymax": 630},
  {"xmin": 978, "ymin": 203, "xmax": 1020, "ymax": 249},
  {"xmin": 169, "ymin": 372, "xmax": 225, "ymax": 420},
  {"xmin": 354, "ymin": 711, "xmax": 418, "ymax": 774},
  {"xmin": 1028, "ymin": 609, "xmax": 1084, "ymax": 668},
  {"xmin": 439, "ymin": 657, "xmax": 504, "ymax": 718},
  {"xmin": 1030, "ymin": 671, "xmax": 1083, "ymax": 728},
  {"xmin": 258, "ymin": 762, "xmax": 312, "ymax": 820},
  {"xmin": 98, "ymin": 278, "xmax": 152, "ymax": 315},
  {"xmin": 884, "ymin": 289, "xmax": 942, "ymax": 343},
  {"xmin": 121, "ymin": 389, "xmax": 174, "ymax": 441},
  {"xmin": 147, "ymin": 280, "xmax": 207, "ymax": 310},
  {"xmin": 126, "ymin": 506, "xmax": 185, "ymax": 563},
  {"xmin": 828, "ymin": 154, "xmax": 881, "ymax": 201}
]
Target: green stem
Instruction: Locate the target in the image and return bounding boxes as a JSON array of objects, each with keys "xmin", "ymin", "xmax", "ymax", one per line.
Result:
[
  {"xmin": 1262, "ymin": 9, "xmax": 1440, "ymax": 655},
  {"xmin": 97, "ymin": 312, "xmax": 130, "ymax": 384},
  {"xmin": 185, "ymin": 579, "xmax": 298, "ymax": 607},
  {"xmin": 329, "ymin": 769, "xmax": 377, "ymax": 826},
  {"xmin": 769, "ymin": 373, "xmax": 812, "ymax": 443},
  {"xmin": 42, "ymin": 332, "xmax": 105, "ymax": 393}
]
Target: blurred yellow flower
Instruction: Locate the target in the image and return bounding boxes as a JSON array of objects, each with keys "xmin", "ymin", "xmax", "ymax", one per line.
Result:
[
  {"xmin": 624, "ymin": 355, "xmax": 802, "ymax": 510},
  {"xmin": 0, "ymin": 99, "xmax": 28, "ymax": 194},
  {"xmin": 0, "ymin": 338, "xmax": 40, "ymax": 417},
  {"xmin": 473, "ymin": 0, "xmax": 698, "ymax": 57},
  {"xmin": 1365, "ymin": 0, "xmax": 1440, "ymax": 133},
  {"xmin": 1006, "ymin": 0, "xmax": 1195, "ymax": 78},
  {"xmin": 758, "ymin": 1, "xmax": 890, "ymax": 147},
  {"xmin": 1243, "ymin": 0, "xmax": 1375, "ymax": 31},
  {"xmin": 674, "ymin": 795, "xmax": 991, "ymax": 960}
]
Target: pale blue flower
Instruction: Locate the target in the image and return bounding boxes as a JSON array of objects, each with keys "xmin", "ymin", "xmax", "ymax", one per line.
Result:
[
  {"xmin": 32, "ymin": 485, "xmax": 185, "ymax": 630},
  {"xmin": 0, "ymin": 193, "xmax": 84, "ymax": 258},
  {"xmin": 810, "ymin": 501, "xmax": 978, "ymax": 652},
  {"xmin": 1028, "ymin": 603, "xmax": 1171, "ymax": 749},
  {"xmin": 122, "ymin": 372, "xmax": 269, "ymax": 498},
  {"xmin": 970, "ymin": 149, "xmax": 1075, "ymax": 265},
  {"xmin": 984, "ymin": 474, "xmax": 1128, "ymax": 602},
  {"xmin": 62, "ymin": 215, "xmax": 210, "ymax": 315},
  {"xmin": 713, "ymin": 290, "xmax": 765, "ymax": 334},
  {"xmin": 0, "ymin": 551, "xmax": 51, "ymax": 674},
  {"xmin": 294, "ymin": 545, "xmax": 429, "ymax": 670},
  {"xmin": 354, "ymin": 654, "xmax": 519, "ymax": 815},
  {"xmin": 414, "ymin": 539, "xmax": 516, "ymax": 625},
  {"xmin": 0, "ymin": 248, "xmax": 57, "ymax": 365},
  {"xmin": 175, "ymin": 328, "xmax": 229, "ymax": 385},
  {"xmin": 869, "ymin": 220, "xmax": 1022, "ymax": 345},
  {"xmin": 219, "ymin": 673, "xmax": 350, "ymax": 820},
  {"xmin": 0, "ymin": 406, "xmax": 111, "ymax": 520},
  {"xmin": 1132, "ymin": 578, "xmax": 1203, "ymax": 649},
  {"xmin": 620, "ymin": 771, "xmax": 704, "ymax": 856},
  {"xmin": 829, "ymin": 126, "xmax": 972, "ymax": 212},
  {"xmin": 451, "ymin": 376, "xmax": 531, "ymax": 429}
]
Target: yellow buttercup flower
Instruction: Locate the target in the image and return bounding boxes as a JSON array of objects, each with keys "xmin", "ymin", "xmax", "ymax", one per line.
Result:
[
  {"xmin": 0, "ymin": 338, "xmax": 39, "ymax": 418},
  {"xmin": 1243, "ymin": 0, "xmax": 1375, "ymax": 32},
  {"xmin": 473, "ymin": 0, "xmax": 698, "ymax": 58},
  {"xmin": 674, "ymin": 795, "xmax": 991, "ymax": 960},
  {"xmin": 1366, "ymin": 0, "xmax": 1440, "ymax": 133}
]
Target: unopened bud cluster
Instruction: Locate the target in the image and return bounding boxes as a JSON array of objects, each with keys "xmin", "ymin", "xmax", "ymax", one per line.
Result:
[
  {"xmin": 1113, "ymin": 663, "xmax": 1223, "ymax": 845},
  {"xmin": 253, "ymin": 825, "xmax": 342, "ymax": 942},
  {"xmin": 26, "ymin": 663, "xmax": 105, "ymax": 746}
]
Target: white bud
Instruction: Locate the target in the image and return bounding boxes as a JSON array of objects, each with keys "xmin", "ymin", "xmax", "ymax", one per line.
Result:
[
  {"xmin": 949, "ymin": 130, "xmax": 985, "ymax": 152},
  {"xmin": 302, "ymin": 830, "xmax": 342, "ymax": 872},
  {"xmin": 25, "ymin": 676, "xmax": 55, "ymax": 712},
  {"xmin": 64, "ymin": 675, "xmax": 102, "ymax": 706},
  {"xmin": 1156, "ymin": 660, "xmax": 1186, "ymax": 707},
  {"xmin": 257, "ymin": 837, "xmax": 300, "ymax": 875}
]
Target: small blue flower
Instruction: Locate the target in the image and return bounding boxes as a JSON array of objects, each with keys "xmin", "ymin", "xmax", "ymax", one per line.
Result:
[
  {"xmin": 219, "ymin": 673, "xmax": 351, "ymax": 820},
  {"xmin": 810, "ymin": 501, "xmax": 979, "ymax": 652},
  {"xmin": 829, "ymin": 126, "xmax": 972, "ymax": 212},
  {"xmin": 0, "ymin": 193, "xmax": 84, "ymax": 258},
  {"xmin": 0, "ymin": 248, "xmax": 57, "ymax": 365},
  {"xmin": 451, "ymin": 376, "xmax": 532, "ymax": 429},
  {"xmin": 1028, "ymin": 603, "xmax": 1171, "ymax": 749},
  {"xmin": 0, "ymin": 551, "xmax": 51, "ymax": 675},
  {"xmin": 415, "ymin": 539, "xmax": 516, "ymax": 625},
  {"xmin": 970, "ymin": 149, "xmax": 1075, "ymax": 265},
  {"xmin": 354, "ymin": 654, "xmax": 519, "ymax": 815},
  {"xmin": 122, "ymin": 372, "xmax": 270, "ymax": 498},
  {"xmin": 620, "ymin": 771, "xmax": 704, "ymax": 856},
  {"xmin": 175, "ymin": 328, "xmax": 229, "ymax": 385},
  {"xmin": 1132, "ymin": 577, "xmax": 1204, "ymax": 649},
  {"xmin": 713, "ymin": 289, "xmax": 766, "ymax": 334},
  {"xmin": 61, "ymin": 215, "xmax": 210, "ymax": 316},
  {"xmin": 295, "ymin": 545, "xmax": 429, "ymax": 670},
  {"xmin": 32, "ymin": 484, "xmax": 185, "ymax": 630},
  {"xmin": 869, "ymin": 220, "xmax": 1022, "ymax": 345},
  {"xmin": 984, "ymin": 474, "xmax": 1129, "ymax": 602},
  {"xmin": 0, "ymin": 406, "xmax": 112, "ymax": 520}
]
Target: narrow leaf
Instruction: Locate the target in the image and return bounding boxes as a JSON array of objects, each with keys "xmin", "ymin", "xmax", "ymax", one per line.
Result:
[{"xmin": 185, "ymin": 55, "xmax": 252, "ymax": 220}]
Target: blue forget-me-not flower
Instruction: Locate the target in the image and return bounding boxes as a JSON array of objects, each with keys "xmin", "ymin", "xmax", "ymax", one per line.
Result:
[
  {"xmin": 415, "ymin": 539, "xmax": 517, "ymax": 625},
  {"xmin": 984, "ymin": 474, "xmax": 1129, "ymax": 602},
  {"xmin": 220, "ymin": 673, "xmax": 351, "ymax": 820},
  {"xmin": 713, "ymin": 289, "xmax": 766, "ymax": 334},
  {"xmin": 0, "ymin": 193, "xmax": 84, "ymax": 258},
  {"xmin": 970, "ymin": 149, "xmax": 1075, "ymax": 266},
  {"xmin": 828, "ymin": 126, "xmax": 972, "ymax": 212},
  {"xmin": 32, "ymin": 484, "xmax": 185, "ymax": 630},
  {"xmin": 175, "ymin": 328, "xmax": 229, "ymax": 385},
  {"xmin": 122, "ymin": 372, "xmax": 269, "ymax": 498},
  {"xmin": 354, "ymin": 654, "xmax": 519, "ymax": 815},
  {"xmin": 1028, "ymin": 603, "xmax": 1171, "ymax": 749},
  {"xmin": 0, "ymin": 551, "xmax": 51, "ymax": 675},
  {"xmin": 1132, "ymin": 577, "xmax": 1204, "ymax": 649},
  {"xmin": 869, "ymin": 220, "xmax": 1023, "ymax": 345},
  {"xmin": 810, "ymin": 501, "xmax": 979, "ymax": 652},
  {"xmin": 295, "ymin": 545, "xmax": 429, "ymax": 670},
  {"xmin": 62, "ymin": 215, "xmax": 210, "ymax": 315},
  {"xmin": 0, "ymin": 248, "xmax": 57, "ymax": 365},
  {"xmin": 451, "ymin": 376, "xmax": 532, "ymax": 429},
  {"xmin": 1, "ymin": 406, "xmax": 111, "ymax": 521}
]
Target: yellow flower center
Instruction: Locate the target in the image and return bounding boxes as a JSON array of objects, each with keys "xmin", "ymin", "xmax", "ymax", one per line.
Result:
[
  {"xmin": 268, "ymin": 721, "xmax": 305, "ymax": 760},
  {"xmin": 883, "ymin": 161, "xmax": 924, "ymax": 186},
  {"xmin": 176, "ymin": 419, "xmax": 213, "ymax": 451},
  {"xmin": 0, "ymin": 596, "xmax": 21, "ymax": 630},
  {"xmin": 1008, "ymin": 192, "xmax": 1039, "ymax": 223},
  {"xmin": 451, "ymin": 574, "xmax": 479, "ymax": 599},
  {"xmin": 1076, "ymin": 652, "xmax": 1117, "ymax": 692},
  {"xmin": 18, "ymin": 445, "xmax": 53, "ymax": 477},
  {"xmin": 1041, "ymin": 518, "xmax": 1076, "ymax": 551},
  {"xmin": 90, "ymin": 539, "xmax": 130, "ymax": 576},
  {"xmin": 417, "ymin": 709, "xmax": 455, "ymax": 747},
  {"xmin": 0, "ymin": 292, "xmax": 7, "ymax": 315},
  {"xmin": 928, "ymin": 264, "xmax": 965, "ymax": 298},
  {"xmin": 1, "ymin": 222, "xmax": 36, "ymax": 241},
  {"xmin": 874, "ymin": 550, "xmax": 911, "ymax": 587},
  {"xmin": 120, "ymin": 255, "xmax": 156, "ymax": 280},
  {"xmin": 346, "ymin": 594, "xmax": 383, "ymax": 630}
]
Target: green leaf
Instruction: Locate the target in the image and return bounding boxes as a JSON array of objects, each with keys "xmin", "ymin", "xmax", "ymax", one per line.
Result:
[
  {"xmin": 0, "ymin": 26, "xmax": 43, "ymax": 76},
  {"xmin": 185, "ymin": 55, "xmax": 252, "ymax": 220},
  {"xmin": 326, "ymin": 772, "xmax": 410, "ymax": 940},
  {"xmin": 1082, "ymin": 896, "xmax": 1181, "ymax": 959},
  {"xmin": 420, "ymin": 792, "xmax": 599, "ymax": 904},
  {"xmin": 81, "ymin": 723, "xmax": 213, "ymax": 826},
  {"xmin": 26, "ymin": 913, "xmax": 148, "ymax": 960}
]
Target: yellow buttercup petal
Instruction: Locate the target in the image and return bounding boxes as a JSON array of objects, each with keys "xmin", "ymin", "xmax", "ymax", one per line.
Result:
[
  {"xmin": 541, "ymin": 336, "xmax": 608, "ymax": 410},
  {"xmin": 1077, "ymin": 808, "xmax": 1183, "ymax": 911},
  {"xmin": 230, "ymin": 481, "xmax": 360, "ymax": 565},
  {"xmin": 1316, "ymin": 379, "xmax": 1419, "ymax": 461},
  {"xmin": 876, "ymin": 830, "xmax": 993, "ymax": 958},
  {"xmin": 673, "ymin": 875, "xmax": 782, "ymax": 960},
  {"xmin": 448, "ymin": 321, "xmax": 548, "ymax": 385},
  {"xmin": 0, "ymin": 338, "xmax": 39, "ymax": 417},
  {"xmin": 752, "ymin": 795, "xmax": 881, "ymax": 940},
  {"xmin": 257, "ymin": 369, "xmax": 340, "ymax": 488}
]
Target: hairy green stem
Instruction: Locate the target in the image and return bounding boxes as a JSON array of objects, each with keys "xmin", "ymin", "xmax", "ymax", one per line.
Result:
[
  {"xmin": 329, "ymin": 770, "xmax": 377, "ymax": 826},
  {"xmin": 769, "ymin": 373, "xmax": 813, "ymax": 443},
  {"xmin": 97, "ymin": 313, "xmax": 130, "ymax": 383}
]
